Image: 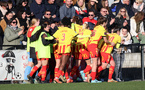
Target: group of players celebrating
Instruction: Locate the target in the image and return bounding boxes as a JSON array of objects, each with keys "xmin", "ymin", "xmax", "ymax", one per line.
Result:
[{"xmin": 25, "ymin": 16, "xmax": 121, "ymax": 84}]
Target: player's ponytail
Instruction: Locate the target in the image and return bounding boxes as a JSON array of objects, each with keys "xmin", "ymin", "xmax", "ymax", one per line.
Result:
[{"xmin": 96, "ymin": 17, "xmax": 107, "ymax": 26}]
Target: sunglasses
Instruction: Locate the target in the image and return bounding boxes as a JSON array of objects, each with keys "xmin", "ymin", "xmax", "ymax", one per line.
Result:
[
  {"xmin": 89, "ymin": 14, "xmax": 94, "ymax": 16},
  {"xmin": 121, "ymin": 11, "xmax": 126, "ymax": 12},
  {"xmin": 12, "ymin": 22, "xmax": 17, "ymax": 24},
  {"xmin": 46, "ymin": 13, "xmax": 51, "ymax": 15},
  {"xmin": 102, "ymin": 11, "xmax": 107, "ymax": 13}
]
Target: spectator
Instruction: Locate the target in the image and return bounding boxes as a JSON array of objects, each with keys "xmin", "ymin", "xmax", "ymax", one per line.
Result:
[
  {"xmin": 0, "ymin": 1, "xmax": 8, "ymax": 20},
  {"xmin": 15, "ymin": 0, "xmax": 31, "ymax": 17},
  {"xmin": 0, "ymin": 11, "xmax": 13, "ymax": 49},
  {"xmin": 40, "ymin": 10, "xmax": 54, "ymax": 24},
  {"xmin": 97, "ymin": 7, "xmax": 115, "ymax": 32},
  {"xmin": 116, "ymin": 0, "xmax": 134, "ymax": 18},
  {"xmin": 45, "ymin": 0, "xmax": 60, "ymax": 22},
  {"xmin": 113, "ymin": 26, "xmax": 132, "ymax": 82},
  {"xmin": 132, "ymin": 0, "xmax": 145, "ymax": 13},
  {"xmin": 86, "ymin": 0, "xmax": 98, "ymax": 16},
  {"xmin": 114, "ymin": 8, "xmax": 130, "ymax": 29},
  {"xmin": 74, "ymin": 0, "xmax": 87, "ymax": 19},
  {"xmin": 16, "ymin": 10, "xmax": 29, "ymax": 34},
  {"xmin": 110, "ymin": 0, "xmax": 120, "ymax": 15},
  {"xmin": 3, "ymin": 18, "xmax": 24, "ymax": 50},
  {"xmin": 59, "ymin": 0, "xmax": 75, "ymax": 20},
  {"xmin": 100, "ymin": 0, "xmax": 114, "ymax": 18},
  {"xmin": 30, "ymin": 0, "xmax": 45, "ymax": 19},
  {"xmin": 2, "ymin": 0, "xmax": 16, "ymax": 7},
  {"xmin": 82, "ymin": 10, "xmax": 97, "ymax": 30},
  {"xmin": 97, "ymin": 0, "xmax": 109, "ymax": 11},
  {"xmin": 130, "ymin": 11, "xmax": 145, "ymax": 44},
  {"xmin": 120, "ymin": 26, "xmax": 132, "ymax": 45},
  {"xmin": 7, "ymin": 0, "xmax": 15, "ymax": 14}
]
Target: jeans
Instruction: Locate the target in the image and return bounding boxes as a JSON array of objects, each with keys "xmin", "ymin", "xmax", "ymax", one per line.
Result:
[{"xmin": 113, "ymin": 51, "xmax": 125, "ymax": 80}]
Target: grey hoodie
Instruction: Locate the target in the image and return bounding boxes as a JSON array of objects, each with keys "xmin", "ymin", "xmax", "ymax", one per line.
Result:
[{"xmin": 59, "ymin": 4, "xmax": 75, "ymax": 20}]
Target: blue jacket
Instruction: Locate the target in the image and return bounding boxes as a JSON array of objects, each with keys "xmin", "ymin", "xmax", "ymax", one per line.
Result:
[{"xmin": 30, "ymin": 0, "xmax": 45, "ymax": 19}]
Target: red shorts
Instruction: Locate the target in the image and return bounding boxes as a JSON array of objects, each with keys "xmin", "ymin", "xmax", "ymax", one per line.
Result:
[
  {"xmin": 54, "ymin": 53, "xmax": 70, "ymax": 60},
  {"xmin": 101, "ymin": 52, "xmax": 114, "ymax": 63},
  {"xmin": 87, "ymin": 44, "xmax": 98, "ymax": 58},
  {"xmin": 39, "ymin": 58, "xmax": 49, "ymax": 60},
  {"xmin": 75, "ymin": 44, "xmax": 90, "ymax": 60},
  {"xmin": 54, "ymin": 53, "xmax": 62, "ymax": 59}
]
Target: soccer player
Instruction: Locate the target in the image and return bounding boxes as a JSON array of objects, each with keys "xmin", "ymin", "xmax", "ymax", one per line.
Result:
[
  {"xmin": 98, "ymin": 27, "xmax": 121, "ymax": 82},
  {"xmin": 69, "ymin": 22, "xmax": 92, "ymax": 83},
  {"xmin": 53, "ymin": 17, "xmax": 88, "ymax": 83},
  {"xmin": 53, "ymin": 17, "xmax": 78, "ymax": 83},
  {"xmin": 80, "ymin": 17, "xmax": 112, "ymax": 83},
  {"xmin": 24, "ymin": 18, "xmax": 40, "ymax": 84}
]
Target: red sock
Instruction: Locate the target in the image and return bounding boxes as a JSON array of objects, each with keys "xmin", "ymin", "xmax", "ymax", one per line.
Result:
[
  {"xmin": 41, "ymin": 65, "xmax": 47, "ymax": 81},
  {"xmin": 90, "ymin": 72, "xmax": 96, "ymax": 80},
  {"xmin": 70, "ymin": 66, "xmax": 78, "ymax": 78},
  {"xmin": 30, "ymin": 66, "xmax": 38, "ymax": 77},
  {"xmin": 65, "ymin": 71, "xmax": 69, "ymax": 80},
  {"xmin": 57, "ymin": 70, "xmax": 63, "ymax": 78},
  {"xmin": 98, "ymin": 66, "xmax": 103, "ymax": 73},
  {"xmin": 54, "ymin": 68, "xmax": 59, "ymax": 78},
  {"xmin": 108, "ymin": 66, "xmax": 115, "ymax": 80},
  {"xmin": 84, "ymin": 65, "xmax": 92, "ymax": 73},
  {"xmin": 38, "ymin": 68, "xmax": 43, "ymax": 77},
  {"xmin": 62, "ymin": 71, "xmax": 64, "ymax": 76}
]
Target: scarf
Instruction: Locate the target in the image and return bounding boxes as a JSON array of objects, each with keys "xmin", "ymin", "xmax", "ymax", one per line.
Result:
[
  {"xmin": 136, "ymin": 21, "xmax": 142, "ymax": 33},
  {"xmin": 8, "ymin": 25, "xmax": 18, "ymax": 31}
]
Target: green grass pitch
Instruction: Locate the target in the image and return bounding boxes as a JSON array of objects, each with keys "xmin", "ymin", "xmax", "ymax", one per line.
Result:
[{"xmin": 0, "ymin": 81, "xmax": 145, "ymax": 90}]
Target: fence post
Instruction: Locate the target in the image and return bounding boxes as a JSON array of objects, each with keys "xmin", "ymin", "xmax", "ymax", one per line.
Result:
[{"xmin": 141, "ymin": 45, "xmax": 144, "ymax": 81}]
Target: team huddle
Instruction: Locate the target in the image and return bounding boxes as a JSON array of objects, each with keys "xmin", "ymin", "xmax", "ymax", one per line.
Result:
[{"xmin": 25, "ymin": 16, "xmax": 121, "ymax": 84}]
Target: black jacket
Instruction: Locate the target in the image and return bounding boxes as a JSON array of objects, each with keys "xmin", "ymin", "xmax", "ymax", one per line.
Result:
[
  {"xmin": 45, "ymin": 1, "xmax": 60, "ymax": 22},
  {"xmin": 116, "ymin": 1, "xmax": 134, "ymax": 18},
  {"xmin": 30, "ymin": 0, "xmax": 45, "ymax": 19},
  {"xmin": 114, "ymin": 15, "xmax": 130, "ymax": 29}
]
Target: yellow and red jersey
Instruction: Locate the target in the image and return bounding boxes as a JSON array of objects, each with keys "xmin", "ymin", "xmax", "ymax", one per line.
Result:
[
  {"xmin": 76, "ymin": 29, "xmax": 91, "ymax": 46},
  {"xmin": 101, "ymin": 33, "xmax": 121, "ymax": 54},
  {"xmin": 88, "ymin": 25, "xmax": 107, "ymax": 45},
  {"xmin": 53, "ymin": 27, "xmax": 77, "ymax": 54},
  {"xmin": 74, "ymin": 24, "xmax": 83, "ymax": 33}
]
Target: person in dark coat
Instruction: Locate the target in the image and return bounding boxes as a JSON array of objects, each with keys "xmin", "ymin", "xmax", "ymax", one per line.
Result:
[
  {"xmin": 97, "ymin": 7, "xmax": 115, "ymax": 32},
  {"xmin": 40, "ymin": 10, "xmax": 54, "ymax": 25},
  {"xmin": 114, "ymin": 7, "xmax": 130, "ymax": 30},
  {"xmin": 116, "ymin": 0, "xmax": 134, "ymax": 18},
  {"xmin": 30, "ymin": 0, "xmax": 45, "ymax": 19},
  {"xmin": 15, "ymin": 0, "xmax": 31, "ymax": 17},
  {"xmin": 45, "ymin": 0, "xmax": 60, "ymax": 22}
]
